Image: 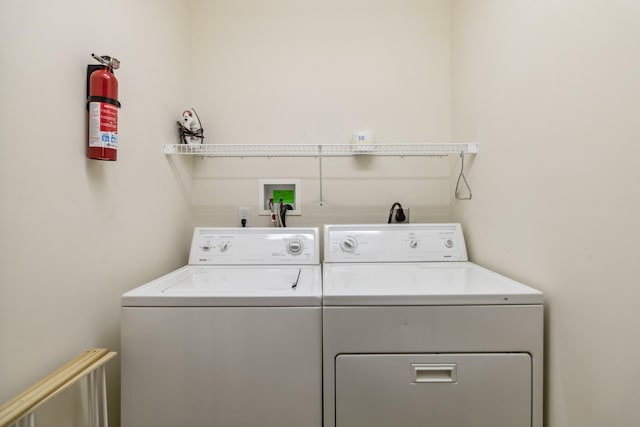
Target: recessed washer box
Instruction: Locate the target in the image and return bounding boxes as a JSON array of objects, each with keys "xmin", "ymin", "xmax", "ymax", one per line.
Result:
[{"xmin": 259, "ymin": 179, "xmax": 301, "ymax": 216}]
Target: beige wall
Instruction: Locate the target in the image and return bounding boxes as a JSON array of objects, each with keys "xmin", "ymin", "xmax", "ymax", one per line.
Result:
[
  {"xmin": 187, "ymin": 0, "xmax": 454, "ymax": 227},
  {"xmin": 451, "ymin": 1, "xmax": 640, "ymax": 425},
  {"xmin": 1, "ymin": 2, "xmax": 454, "ymax": 425},
  {"xmin": 0, "ymin": 1, "xmax": 193, "ymax": 425},
  {"xmin": 4, "ymin": 1, "xmax": 638, "ymax": 426}
]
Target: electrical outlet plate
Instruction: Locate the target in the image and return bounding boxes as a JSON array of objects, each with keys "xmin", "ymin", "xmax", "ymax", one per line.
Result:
[
  {"xmin": 238, "ymin": 207, "xmax": 250, "ymax": 227},
  {"xmin": 390, "ymin": 207, "xmax": 410, "ymax": 223}
]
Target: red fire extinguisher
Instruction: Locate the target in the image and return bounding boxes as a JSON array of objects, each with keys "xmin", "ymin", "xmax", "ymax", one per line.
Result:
[{"xmin": 87, "ymin": 54, "xmax": 121, "ymax": 161}]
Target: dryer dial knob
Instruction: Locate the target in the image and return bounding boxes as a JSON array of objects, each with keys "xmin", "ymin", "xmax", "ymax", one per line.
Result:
[
  {"xmin": 340, "ymin": 237, "xmax": 358, "ymax": 253},
  {"xmin": 445, "ymin": 239, "xmax": 454, "ymax": 248},
  {"xmin": 287, "ymin": 239, "xmax": 304, "ymax": 255},
  {"xmin": 409, "ymin": 239, "xmax": 419, "ymax": 249}
]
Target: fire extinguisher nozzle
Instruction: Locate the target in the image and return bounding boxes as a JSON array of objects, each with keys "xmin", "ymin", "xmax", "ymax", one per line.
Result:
[{"xmin": 91, "ymin": 53, "xmax": 120, "ymax": 70}]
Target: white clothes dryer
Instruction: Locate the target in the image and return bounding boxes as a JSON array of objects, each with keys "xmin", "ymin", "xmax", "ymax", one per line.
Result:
[
  {"xmin": 121, "ymin": 227, "xmax": 322, "ymax": 427},
  {"xmin": 322, "ymin": 224, "xmax": 543, "ymax": 427}
]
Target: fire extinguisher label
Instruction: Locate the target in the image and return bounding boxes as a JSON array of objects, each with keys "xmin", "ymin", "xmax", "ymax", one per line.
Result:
[{"xmin": 89, "ymin": 102, "xmax": 118, "ymax": 149}]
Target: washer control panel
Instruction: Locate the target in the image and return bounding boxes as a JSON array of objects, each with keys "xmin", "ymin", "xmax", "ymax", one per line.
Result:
[
  {"xmin": 325, "ymin": 224, "xmax": 468, "ymax": 262},
  {"xmin": 189, "ymin": 227, "xmax": 319, "ymax": 265}
]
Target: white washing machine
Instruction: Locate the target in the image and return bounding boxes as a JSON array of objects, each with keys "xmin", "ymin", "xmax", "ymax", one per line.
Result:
[
  {"xmin": 121, "ymin": 227, "xmax": 322, "ymax": 427},
  {"xmin": 322, "ymin": 224, "xmax": 543, "ymax": 427}
]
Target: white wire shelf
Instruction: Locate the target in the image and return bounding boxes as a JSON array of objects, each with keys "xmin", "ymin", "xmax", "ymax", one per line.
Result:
[{"xmin": 163, "ymin": 143, "xmax": 478, "ymax": 157}]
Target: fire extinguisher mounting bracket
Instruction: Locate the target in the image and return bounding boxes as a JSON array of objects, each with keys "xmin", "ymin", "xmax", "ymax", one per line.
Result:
[{"xmin": 86, "ymin": 64, "xmax": 103, "ymax": 102}]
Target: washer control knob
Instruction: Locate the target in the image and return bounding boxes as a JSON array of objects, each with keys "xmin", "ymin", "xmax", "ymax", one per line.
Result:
[
  {"xmin": 445, "ymin": 238, "xmax": 454, "ymax": 248},
  {"xmin": 340, "ymin": 237, "xmax": 358, "ymax": 253},
  {"xmin": 409, "ymin": 239, "xmax": 419, "ymax": 249},
  {"xmin": 287, "ymin": 239, "xmax": 304, "ymax": 255},
  {"xmin": 201, "ymin": 244, "xmax": 211, "ymax": 252},
  {"xmin": 220, "ymin": 242, "xmax": 230, "ymax": 252}
]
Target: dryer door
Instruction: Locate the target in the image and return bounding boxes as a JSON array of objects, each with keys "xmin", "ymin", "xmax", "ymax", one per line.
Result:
[{"xmin": 335, "ymin": 353, "xmax": 531, "ymax": 427}]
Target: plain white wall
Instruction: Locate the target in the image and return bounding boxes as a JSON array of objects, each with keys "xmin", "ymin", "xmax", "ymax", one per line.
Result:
[
  {"xmin": 451, "ymin": 1, "xmax": 640, "ymax": 425},
  {"xmin": 187, "ymin": 0, "xmax": 454, "ymax": 227},
  {"xmin": 0, "ymin": 1, "xmax": 193, "ymax": 425}
]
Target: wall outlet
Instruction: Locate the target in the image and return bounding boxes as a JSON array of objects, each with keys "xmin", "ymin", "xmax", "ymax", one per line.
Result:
[
  {"xmin": 238, "ymin": 207, "xmax": 251, "ymax": 227},
  {"xmin": 390, "ymin": 207, "xmax": 410, "ymax": 223}
]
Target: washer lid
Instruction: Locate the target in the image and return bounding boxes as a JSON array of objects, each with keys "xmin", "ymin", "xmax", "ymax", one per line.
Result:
[
  {"xmin": 322, "ymin": 262, "xmax": 543, "ymax": 306},
  {"xmin": 122, "ymin": 265, "xmax": 321, "ymax": 307}
]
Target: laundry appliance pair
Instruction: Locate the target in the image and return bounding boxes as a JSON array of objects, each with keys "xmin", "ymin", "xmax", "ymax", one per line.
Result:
[{"xmin": 121, "ymin": 224, "xmax": 543, "ymax": 427}]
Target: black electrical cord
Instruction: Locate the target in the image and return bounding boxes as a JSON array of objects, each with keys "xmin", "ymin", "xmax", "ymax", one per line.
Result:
[
  {"xmin": 387, "ymin": 202, "xmax": 405, "ymax": 224},
  {"xmin": 176, "ymin": 108, "xmax": 204, "ymax": 144},
  {"xmin": 280, "ymin": 203, "xmax": 293, "ymax": 227}
]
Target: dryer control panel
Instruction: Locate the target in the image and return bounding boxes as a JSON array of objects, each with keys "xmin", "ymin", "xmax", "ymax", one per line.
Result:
[
  {"xmin": 324, "ymin": 224, "xmax": 468, "ymax": 263},
  {"xmin": 189, "ymin": 227, "xmax": 319, "ymax": 265}
]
